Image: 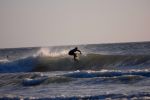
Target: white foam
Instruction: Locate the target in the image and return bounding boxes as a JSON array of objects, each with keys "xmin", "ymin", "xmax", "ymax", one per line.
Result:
[
  {"xmin": 0, "ymin": 59, "xmax": 9, "ymax": 63},
  {"xmin": 34, "ymin": 47, "xmax": 68, "ymax": 57},
  {"xmin": 22, "ymin": 76, "xmax": 48, "ymax": 86}
]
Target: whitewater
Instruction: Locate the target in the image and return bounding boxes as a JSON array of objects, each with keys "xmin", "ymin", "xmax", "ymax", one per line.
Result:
[{"xmin": 0, "ymin": 42, "xmax": 150, "ymax": 100}]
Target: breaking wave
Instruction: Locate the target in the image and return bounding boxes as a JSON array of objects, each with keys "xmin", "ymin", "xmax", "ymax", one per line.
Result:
[
  {"xmin": 0, "ymin": 52, "xmax": 150, "ymax": 73},
  {"xmin": 33, "ymin": 47, "xmax": 69, "ymax": 57},
  {"xmin": 33, "ymin": 54, "xmax": 150, "ymax": 72}
]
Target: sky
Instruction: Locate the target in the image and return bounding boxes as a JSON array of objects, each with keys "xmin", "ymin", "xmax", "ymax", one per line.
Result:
[{"xmin": 0, "ymin": 0, "xmax": 150, "ymax": 48}]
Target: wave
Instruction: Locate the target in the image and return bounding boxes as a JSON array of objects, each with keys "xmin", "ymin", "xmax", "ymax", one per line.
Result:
[
  {"xmin": 0, "ymin": 70, "xmax": 149, "ymax": 87},
  {"xmin": 62, "ymin": 70, "xmax": 149, "ymax": 84},
  {"xmin": 0, "ymin": 53, "xmax": 150, "ymax": 73},
  {"xmin": 0, "ymin": 72, "xmax": 73, "ymax": 87},
  {"xmin": 63, "ymin": 70, "xmax": 150, "ymax": 78},
  {"xmin": 1, "ymin": 92, "xmax": 150, "ymax": 100},
  {"xmin": 22, "ymin": 76, "xmax": 72, "ymax": 86},
  {"xmin": 33, "ymin": 54, "xmax": 150, "ymax": 72},
  {"xmin": 0, "ymin": 57, "xmax": 38, "ymax": 73}
]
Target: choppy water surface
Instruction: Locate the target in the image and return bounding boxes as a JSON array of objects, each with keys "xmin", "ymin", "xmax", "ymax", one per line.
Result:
[{"xmin": 0, "ymin": 42, "xmax": 150, "ymax": 100}]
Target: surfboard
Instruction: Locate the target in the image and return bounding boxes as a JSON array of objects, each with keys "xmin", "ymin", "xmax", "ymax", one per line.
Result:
[{"xmin": 74, "ymin": 51, "xmax": 80, "ymax": 61}]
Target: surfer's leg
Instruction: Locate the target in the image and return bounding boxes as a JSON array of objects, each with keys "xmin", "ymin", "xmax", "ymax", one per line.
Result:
[{"xmin": 73, "ymin": 54, "xmax": 78, "ymax": 61}]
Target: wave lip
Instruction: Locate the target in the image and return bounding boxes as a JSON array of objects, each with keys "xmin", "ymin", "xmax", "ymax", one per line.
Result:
[{"xmin": 34, "ymin": 47, "xmax": 69, "ymax": 57}]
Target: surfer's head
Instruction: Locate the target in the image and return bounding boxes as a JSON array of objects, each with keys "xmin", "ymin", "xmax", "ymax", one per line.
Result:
[{"xmin": 75, "ymin": 47, "xmax": 78, "ymax": 50}]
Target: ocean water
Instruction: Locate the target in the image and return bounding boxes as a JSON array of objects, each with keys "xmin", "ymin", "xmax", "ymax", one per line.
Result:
[{"xmin": 0, "ymin": 42, "xmax": 150, "ymax": 100}]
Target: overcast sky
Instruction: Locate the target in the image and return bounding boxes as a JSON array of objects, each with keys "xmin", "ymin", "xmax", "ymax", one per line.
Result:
[{"xmin": 0, "ymin": 0, "xmax": 150, "ymax": 48}]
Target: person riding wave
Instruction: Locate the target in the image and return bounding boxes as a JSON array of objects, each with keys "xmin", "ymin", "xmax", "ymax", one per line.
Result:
[{"xmin": 68, "ymin": 47, "xmax": 82, "ymax": 61}]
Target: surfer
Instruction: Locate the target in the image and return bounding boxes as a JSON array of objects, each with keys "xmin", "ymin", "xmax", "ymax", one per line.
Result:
[{"xmin": 68, "ymin": 47, "xmax": 82, "ymax": 61}]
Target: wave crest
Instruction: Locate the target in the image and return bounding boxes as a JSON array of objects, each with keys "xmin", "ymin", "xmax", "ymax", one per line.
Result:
[{"xmin": 33, "ymin": 47, "xmax": 69, "ymax": 57}]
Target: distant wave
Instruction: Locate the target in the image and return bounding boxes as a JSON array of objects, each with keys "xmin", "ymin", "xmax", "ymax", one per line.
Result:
[{"xmin": 0, "ymin": 53, "xmax": 150, "ymax": 73}]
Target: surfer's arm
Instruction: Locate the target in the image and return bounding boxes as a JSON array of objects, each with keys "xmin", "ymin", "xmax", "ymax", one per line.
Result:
[{"xmin": 77, "ymin": 50, "xmax": 82, "ymax": 54}]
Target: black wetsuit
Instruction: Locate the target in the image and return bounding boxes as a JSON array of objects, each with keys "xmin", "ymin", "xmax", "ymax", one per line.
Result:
[
  {"xmin": 69, "ymin": 48, "xmax": 81, "ymax": 55},
  {"xmin": 69, "ymin": 49, "xmax": 76, "ymax": 55},
  {"xmin": 68, "ymin": 48, "xmax": 81, "ymax": 61}
]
